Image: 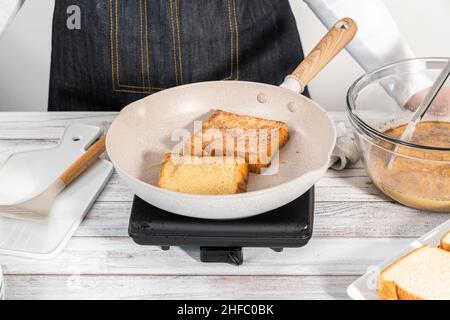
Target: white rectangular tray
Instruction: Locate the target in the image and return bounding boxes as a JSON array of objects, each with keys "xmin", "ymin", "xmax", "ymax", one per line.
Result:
[
  {"xmin": 0, "ymin": 125, "xmax": 114, "ymax": 259},
  {"xmin": 347, "ymin": 219, "xmax": 450, "ymax": 300}
]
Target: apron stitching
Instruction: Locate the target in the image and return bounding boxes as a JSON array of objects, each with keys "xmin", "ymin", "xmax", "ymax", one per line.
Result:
[
  {"xmin": 139, "ymin": 0, "xmax": 146, "ymax": 88},
  {"xmin": 169, "ymin": 0, "xmax": 179, "ymax": 86},
  {"xmin": 110, "ymin": 0, "xmax": 163, "ymax": 93},
  {"xmin": 115, "ymin": 0, "xmax": 148, "ymax": 90},
  {"xmin": 175, "ymin": 0, "xmax": 183, "ymax": 85},
  {"xmin": 109, "ymin": 0, "xmax": 116, "ymax": 90},
  {"xmin": 224, "ymin": 0, "xmax": 239, "ymax": 80},
  {"xmin": 144, "ymin": 0, "xmax": 152, "ymax": 89},
  {"xmin": 233, "ymin": 0, "xmax": 239, "ymax": 80},
  {"xmin": 112, "ymin": 87, "xmax": 160, "ymax": 93},
  {"xmin": 109, "ymin": 0, "xmax": 240, "ymax": 93},
  {"xmin": 224, "ymin": 0, "xmax": 234, "ymax": 80},
  {"xmin": 114, "ymin": 0, "xmax": 121, "ymax": 88}
]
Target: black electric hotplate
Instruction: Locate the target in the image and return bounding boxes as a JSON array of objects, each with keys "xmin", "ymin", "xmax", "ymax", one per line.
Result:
[{"xmin": 128, "ymin": 187, "xmax": 314, "ymax": 265}]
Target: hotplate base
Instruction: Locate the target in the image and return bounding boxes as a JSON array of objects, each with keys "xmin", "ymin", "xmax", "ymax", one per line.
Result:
[{"xmin": 128, "ymin": 188, "xmax": 315, "ymax": 265}]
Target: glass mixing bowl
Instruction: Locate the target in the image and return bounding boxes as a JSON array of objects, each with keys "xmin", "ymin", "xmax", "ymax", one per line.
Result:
[{"xmin": 347, "ymin": 58, "xmax": 450, "ymax": 212}]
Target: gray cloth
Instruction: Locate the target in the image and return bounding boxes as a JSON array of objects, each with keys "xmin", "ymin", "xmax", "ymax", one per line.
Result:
[{"xmin": 329, "ymin": 122, "xmax": 360, "ymax": 170}]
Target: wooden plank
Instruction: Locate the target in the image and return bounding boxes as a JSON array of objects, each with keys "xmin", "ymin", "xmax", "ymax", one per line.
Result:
[
  {"xmin": 316, "ymin": 187, "xmax": 387, "ymax": 202},
  {"xmin": 2, "ymin": 275, "xmax": 355, "ymax": 300},
  {"xmin": 75, "ymin": 200, "xmax": 447, "ymax": 238},
  {"xmin": 321, "ymin": 168, "xmax": 371, "ymax": 184},
  {"xmin": 0, "ymin": 238, "xmax": 411, "ymax": 276},
  {"xmin": 314, "ymin": 202, "xmax": 449, "ymax": 237}
]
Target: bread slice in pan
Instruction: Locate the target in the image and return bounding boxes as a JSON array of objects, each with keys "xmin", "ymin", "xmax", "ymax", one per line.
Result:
[
  {"xmin": 378, "ymin": 245, "xmax": 450, "ymax": 300},
  {"xmin": 158, "ymin": 153, "xmax": 249, "ymax": 195},
  {"xmin": 188, "ymin": 110, "xmax": 289, "ymax": 173},
  {"xmin": 441, "ymin": 231, "xmax": 450, "ymax": 251}
]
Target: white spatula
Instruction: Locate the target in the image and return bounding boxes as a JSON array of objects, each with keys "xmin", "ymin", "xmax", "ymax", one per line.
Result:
[{"xmin": 0, "ymin": 136, "xmax": 106, "ymax": 221}]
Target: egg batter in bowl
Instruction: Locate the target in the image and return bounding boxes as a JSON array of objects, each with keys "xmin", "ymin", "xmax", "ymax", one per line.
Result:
[
  {"xmin": 347, "ymin": 58, "xmax": 450, "ymax": 212},
  {"xmin": 368, "ymin": 121, "xmax": 450, "ymax": 212}
]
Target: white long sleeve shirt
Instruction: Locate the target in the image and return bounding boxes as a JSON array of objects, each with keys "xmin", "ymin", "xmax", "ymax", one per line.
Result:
[
  {"xmin": 304, "ymin": 0, "xmax": 414, "ymax": 73},
  {"xmin": 303, "ymin": 0, "xmax": 431, "ymax": 105},
  {"xmin": 0, "ymin": 0, "xmax": 24, "ymax": 36}
]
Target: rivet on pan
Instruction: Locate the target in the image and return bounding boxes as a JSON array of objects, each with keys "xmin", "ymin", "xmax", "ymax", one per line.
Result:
[
  {"xmin": 287, "ymin": 102, "xmax": 300, "ymax": 112},
  {"xmin": 257, "ymin": 93, "xmax": 269, "ymax": 104}
]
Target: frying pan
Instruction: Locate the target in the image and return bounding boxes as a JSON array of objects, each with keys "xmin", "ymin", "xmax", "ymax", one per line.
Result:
[{"xmin": 106, "ymin": 18, "xmax": 357, "ymax": 220}]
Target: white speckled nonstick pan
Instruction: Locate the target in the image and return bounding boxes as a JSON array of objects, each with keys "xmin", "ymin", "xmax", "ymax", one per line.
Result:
[{"xmin": 106, "ymin": 18, "xmax": 357, "ymax": 219}]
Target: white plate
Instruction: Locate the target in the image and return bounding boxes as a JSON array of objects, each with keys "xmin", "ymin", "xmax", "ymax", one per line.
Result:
[{"xmin": 347, "ymin": 219, "xmax": 450, "ymax": 300}]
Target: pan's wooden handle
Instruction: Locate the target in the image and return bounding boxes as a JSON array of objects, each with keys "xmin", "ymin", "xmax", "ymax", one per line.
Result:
[
  {"xmin": 59, "ymin": 136, "xmax": 106, "ymax": 187},
  {"xmin": 286, "ymin": 17, "xmax": 357, "ymax": 92}
]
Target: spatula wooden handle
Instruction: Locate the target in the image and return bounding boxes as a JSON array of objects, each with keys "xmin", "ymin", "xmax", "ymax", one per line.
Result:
[
  {"xmin": 289, "ymin": 17, "xmax": 357, "ymax": 91},
  {"xmin": 59, "ymin": 136, "xmax": 106, "ymax": 187}
]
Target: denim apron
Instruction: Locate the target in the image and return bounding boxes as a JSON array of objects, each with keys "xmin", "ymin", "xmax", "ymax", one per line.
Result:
[{"xmin": 48, "ymin": 0, "xmax": 307, "ymax": 111}]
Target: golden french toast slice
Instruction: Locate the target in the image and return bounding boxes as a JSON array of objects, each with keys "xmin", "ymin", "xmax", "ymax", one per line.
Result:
[
  {"xmin": 158, "ymin": 153, "xmax": 249, "ymax": 195},
  {"xmin": 188, "ymin": 110, "xmax": 289, "ymax": 173}
]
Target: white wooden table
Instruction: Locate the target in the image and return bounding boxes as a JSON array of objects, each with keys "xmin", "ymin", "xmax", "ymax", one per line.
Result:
[{"xmin": 0, "ymin": 112, "xmax": 447, "ymax": 300}]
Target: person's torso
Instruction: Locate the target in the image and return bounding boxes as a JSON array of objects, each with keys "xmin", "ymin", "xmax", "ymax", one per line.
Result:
[{"xmin": 49, "ymin": 0, "xmax": 304, "ymax": 111}]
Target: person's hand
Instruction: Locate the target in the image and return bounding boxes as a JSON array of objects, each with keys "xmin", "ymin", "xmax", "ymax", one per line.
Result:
[{"xmin": 404, "ymin": 86, "xmax": 450, "ymax": 117}]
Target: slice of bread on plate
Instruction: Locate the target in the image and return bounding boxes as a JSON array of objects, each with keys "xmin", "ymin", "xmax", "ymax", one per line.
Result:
[
  {"xmin": 441, "ymin": 231, "xmax": 450, "ymax": 251},
  {"xmin": 158, "ymin": 153, "xmax": 249, "ymax": 195},
  {"xmin": 378, "ymin": 245, "xmax": 450, "ymax": 300},
  {"xmin": 188, "ymin": 110, "xmax": 289, "ymax": 173}
]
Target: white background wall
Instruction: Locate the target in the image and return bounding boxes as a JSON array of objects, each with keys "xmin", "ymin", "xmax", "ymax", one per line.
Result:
[{"xmin": 0, "ymin": 0, "xmax": 449, "ymax": 111}]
